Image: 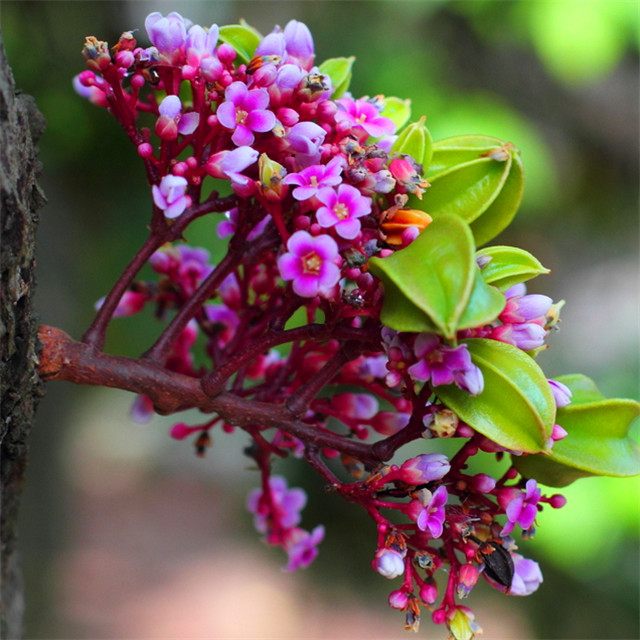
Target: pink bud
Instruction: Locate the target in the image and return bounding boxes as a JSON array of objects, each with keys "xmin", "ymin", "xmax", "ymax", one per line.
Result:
[
  {"xmin": 277, "ymin": 107, "xmax": 300, "ymax": 127},
  {"xmin": 388, "ymin": 589, "xmax": 409, "ymax": 610},
  {"xmin": 155, "ymin": 115, "xmax": 178, "ymax": 141},
  {"xmin": 373, "ymin": 549, "xmax": 405, "ymax": 579},
  {"xmin": 170, "ymin": 422, "xmax": 196, "ymax": 440},
  {"xmin": 470, "ymin": 473, "xmax": 496, "ymax": 494},
  {"xmin": 457, "ymin": 563, "xmax": 480, "ymax": 598},
  {"xmin": 549, "ymin": 494, "xmax": 567, "ymax": 508},
  {"xmin": 216, "ymin": 43, "xmax": 236, "ymax": 64},
  {"xmin": 399, "ymin": 453, "xmax": 450, "ymax": 484},
  {"xmin": 432, "ymin": 608, "xmax": 447, "ymax": 625},
  {"xmin": 137, "ymin": 143, "xmax": 153, "ymax": 159},
  {"xmin": 419, "ymin": 582, "xmax": 438, "ymax": 605},
  {"xmin": 131, "ymin": 73, "xmax": 145, "ymax": 89},
  {"xmin": 115, "ymin": 50, "xmax": 134, "ymax": 68},
  {"xmin": 551, "ymin": 424, "xmax": 568, "ymax": 441}
]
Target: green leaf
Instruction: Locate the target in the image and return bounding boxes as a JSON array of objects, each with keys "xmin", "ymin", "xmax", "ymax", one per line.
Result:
[
  {"xmin": 368, "ymin": 215, "xmax": 475, "ymax": 339},
  {"xmin": 318, "ymin": 57, "xmax": 355, "ymax": 98},
  {"xmin": 418, "ymin": 135, "xmax": 525, "ymax": 245},
  {"xmin": 514, "ymin": 374, "xmax": 640, "ymax": 486},
  {"xmin": 380, "ymin": 97, "xmax": 411, "ymax": 131},
  {"xmin": 424, "ymin": 156, "xmax": 512, "ymax": 223},
  {"xmin": 392, "ymin": 117, "xmax": 433, "ymax": 170},
  {"xmin": 555, "ymin": 373, "xmax": 605, "ymax": 404},
  {"xmin": 219, "ymin": 24, "xmax": 261, "ymax": 63},
  {"xmin": 428, "ymin": 135, "xmax": 508, "ymax": 178},
  {"xmin": 457, "ymin": 269, "xmax": 506, "ymax": 330},
  {"xmin": 470, "ymin": 151, "xmax": 525, "ymax": 246},
  {"xmin": 437, "ymin": 339, "xmax": 556, "ymax": 453},
  {"xmin": 477, "ymin": 245, "xmax": 549, "ymax": 291}
]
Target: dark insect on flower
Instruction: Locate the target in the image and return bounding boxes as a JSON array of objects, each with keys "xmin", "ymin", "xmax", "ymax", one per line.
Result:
[
  {"xmin": 195, "ymin": 432, "xmax": 212, "ymax": 458},
  {"xmin": 477, "ymin": 540, "xmax": 514, "ymax": 588}
]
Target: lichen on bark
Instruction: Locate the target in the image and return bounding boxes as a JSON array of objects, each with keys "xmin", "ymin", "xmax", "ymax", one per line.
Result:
[{"xmin": 0, "ymin": 34, "xmax": 46, "ymax": 639}]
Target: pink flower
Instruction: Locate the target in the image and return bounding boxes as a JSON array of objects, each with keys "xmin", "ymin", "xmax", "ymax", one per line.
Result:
[
  {"xmin": 499, "ymin": 479, "xmax": 541, "ymax": 536},
  {"xmin": 371, "ymin": 411, "xmax": 410, "ymax": 436},
  {"xmin": 206, "ymin": 146, "xmax": 259, "ymax": 188},
  {"xmin": 216, "ymin": 82, "xmax": 276, "ymax": 146},
  {"xmin": 155, "ymin": 95, "xmax": 200, "ymax": 140},
  {"xmin": 277, "ymin": 231, "xmax": 341, "ymax": 298},
  {"xmin": 284, "ymin": 525, "xmax": 325, "ymax": 571},
  {"xmin": 182, "ymin": 23, "xmax": 219, "ymax": 78},
  {"xmin": 408, "ymin": 334, "xmax": 484, "ymax": 395},
  {"xmin": 247, "ymin": 475, "xmax": 307, "ymax": 534},
  {"xmin": 95, "ymin": 290, "xmax": 147, "ymax": 318},
  {"xmin": 282, "ymin": 157, "xmax": 344, "ymax": 201},
  {"xmin": 204, "ymin": 304, "xmax": 239, "ymax": 347},
  {"xmin": 416, "ymin": 486, "xmax": 448, "ymax": 538},
  {"xmin": 316, "ymin": 184, "xmax": 372, "ymax": 239},
  {"xmin": 331, "ymin": 392, "xmax": 379, "ymax": 420},
  {"xmin": 152, "ymin": 175, "xmax": 191, "ymax": 219},
  {"xmin": 399, "ymin": 454, "xmax": 450, "ymax": 485},
  {"xmin": 509, "ymin": 553, "xmax": 543, "ymax": 596},
  {"xmin": 335, "ymin": 97, "xmax": 395, "ymax": 138}
]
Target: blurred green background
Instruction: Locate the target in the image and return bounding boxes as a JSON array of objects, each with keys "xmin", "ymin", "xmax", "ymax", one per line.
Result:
[{"xmin": 2, "ymin": 1, "xmax": 639, "ymax": 638}]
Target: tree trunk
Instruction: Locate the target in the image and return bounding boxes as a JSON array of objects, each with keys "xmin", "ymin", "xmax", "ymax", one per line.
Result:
[{"xmin": 0, "ymin": 33, "xmax": 46, "ymax": 639}]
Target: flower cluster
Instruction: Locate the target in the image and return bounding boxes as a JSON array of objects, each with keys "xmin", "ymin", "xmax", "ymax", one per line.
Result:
[{"xmin": 74, "ymin": 13, "xmax": 583, "ymax": 639}]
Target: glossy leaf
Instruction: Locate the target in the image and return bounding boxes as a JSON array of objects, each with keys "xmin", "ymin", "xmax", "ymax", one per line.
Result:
[
  {"xmin": 318, "ymin": 57, "xmax": 355, "ymax": 98},
  {"xmin": 437, "ymin": 339, "xmax": 556, "ymax": 453},
  {"xmin": 477, "ymin": 245, "xmax": 549, "ymax": 291},
  {"xmin": 428, "ymin": 135, "xmax": 508, "ymax": 178},
  {"xmin": 381, "ymin": 97, "xmax": 412, "ymax": 131},
  {"xmin": 457, "ymin": 268, "xmax": 506, "ymax": 330},
  {"xmin": 514, "ymin": 374, "xmax": 640, "ymax": 486},
  {"xmin": 369, "ymin": 215, "xmax": 475, "ymax": 338},
  {"xmin": 418, "ymin": 135, "xmax": 525, "ymax": 245},
  {"xmin": 392, "ymin": 117, "xmax": 433, "ymax": 170},
  {"xmin": 219, "ymin": 24, "xmax": 261, "ymax": 63},
  {"xmin": 470, "ymin": 151, "xmax": 525, "ymax": 246}
]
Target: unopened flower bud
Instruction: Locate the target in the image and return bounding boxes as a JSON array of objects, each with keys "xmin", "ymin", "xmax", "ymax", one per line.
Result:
[
  {"xmin": 447, "ymin": 607, "xmax": 481, "ymax": 640},
  {"xmin": 470, "ymin": 473, "xmax": 496, "ymax": 494},
  {"xmin": 399, "ymin": 453, "xmax": 450, "ymax": 485},
  {"xmin": 457, "ymin": 564, "xmax": 480, "ymax": 598},
  {"xmin": 419, "ymin": 581, "xmax": 438, "ymax": 604},
  {"xmin": 388, "ymin": 589, "xmax": 409, "ymax": 610},
  {"xmin": 155, "ymin": 114, "xmax": 178, "ymax": 141},
  {"xmin": 373, "ymin": 549, "xmax": 405, "ymax": 579},
  {"xmin": 381, "ymin": 208, "xmax": 432, "ymax": 245},
  {"xmin": 551, "ymin": 423, "xmax": 568, "ymax": 441},
  {"xmin": 371, "ymin": 411, "xmax": 410, "ymax": 436},
  {"xmin": 549, "ymin": 494, "xmax": 567, "ymax": 508}
]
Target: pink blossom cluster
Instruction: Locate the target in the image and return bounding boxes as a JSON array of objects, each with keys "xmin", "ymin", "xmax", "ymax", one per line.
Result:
[{"xmin": 76, "ymin": 13, "xmax": 570, "ymax": 638}]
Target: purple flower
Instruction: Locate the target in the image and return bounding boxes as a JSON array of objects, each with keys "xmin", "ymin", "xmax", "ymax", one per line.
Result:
[
  {"xmin": 548, "ymin": 378, "xmax": 572, "ymax": 408},
  {"xmin": 276, "ymin": 64, "xmax": 305, "ymax": 90},
  {"xmin": 216, "ymin": 82, "xmax": 276, "ymax": 146},
  {"xmin": 130, "ymin": 394, "xmax": 154, "ymax": 424},
  {"xmin": 151, "ymin": 175, "xmax": 191, "ymax": 219},
  {"xmin": 255, "ymin": 31, "xmax": 286, "ymax": 58},
  {"xmin": 282, "ymin": 157, "xmax": 344, "ymax": 200},
  {"xmin": 277, "ymin": 231, "xmax": 341, "ymax": 298},
  {"xmin": 509, "ymin": 553, "xmax": 543, "ymax": 596},
  {"xmin": 371, "ymin": 411, "xmax": 410, "ymax": 436},
  {"xmin": 408, "ymin": 334, "xmax": 484, "ymax": 395},
  {"xmin": 284, "ymin": 525, "xmax": 325, "ymax": 571},
  {"xmin": 144, "ymin": 11, "xmax": 187, "ymax": 61},
  {"xmin": 399, "ymin": 454, "xmax": 450, "ymax": 485},
  {"xmin": 335, "ymin": 97, "xmax": 395, "ymax": 138},
  {"xmin": 185, "ymin": 24, "xmax": 218, "ymax": 60},
  {"xmin": 217, "ymin": 207, "xmax": 270, "ymax": 241},
  {"xmin": 500, "ymin": 479, "xmax": 541, "ymax": 536},
  {"xmin": 416, "ymin": 486, "xmax": 448, "ymax": 538},
  {"xmin": 157, "ymin": 95, "xmax": 200, "ymax": 137},
  {"xmin": 205, "ymin": 304, "xmax": 240, "ymax": 347},
  {"xmin": 316, "ymin": 184, "xmax": 372, "ymax": 239},
  {"xmin": 501, "ymin": 293, "xmax": 553, "ymax": 324},
  {"xmin": 374, "ymin": 549, "xmax": 405, "ymax": 579},
  {"xmin": 247, "ymin": 475, "xmax": 307, "ymax": 534},
  {"xmin": 287, "ymin": 121, "xmax": 326, "ymax": 165}
]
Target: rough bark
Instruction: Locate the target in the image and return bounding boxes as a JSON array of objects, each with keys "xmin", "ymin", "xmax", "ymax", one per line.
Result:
[{"xmin": 0, "ymin": 34, "xmax": 46, "ymax": 639}]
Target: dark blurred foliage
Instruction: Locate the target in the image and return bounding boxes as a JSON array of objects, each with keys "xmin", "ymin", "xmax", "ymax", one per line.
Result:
[{"xmin": 2, "ymin": 2, "xmax": 638, "ymax": 638}]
